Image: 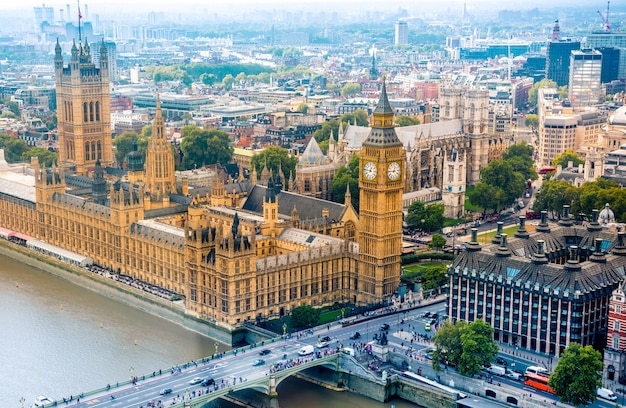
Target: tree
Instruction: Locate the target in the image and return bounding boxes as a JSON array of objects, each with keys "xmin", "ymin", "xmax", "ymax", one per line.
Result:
[
  {"xmin": 295, "ymin": 103, "xmax": 309, "ymax": 114},
  {"xmin": 524, "ymin": 114, "xmax": 538, "ymax": 133},
  {"xmin": 405, "ymin": 201, "xmax": 445, "ymax": 232},
  {"xmin": 289, "ymin": 305, "xmax": 320, "ymax": 329},
  {"xmin": 432, "ymin": 319, "xmax": 498, "ymax": 376},
  {"xmin": 179, "ymin": 126, "xmax": 233, "ymax": 169},
  {"xmin": 250, "ymin": 146, "xmax": 298, "ymax": 188},
  {"xmin": 222, "ymin": 74, "xmax": 235, "ymax": 91},
  {"xmin": 480, "ymin": 160, "xmax": 526, "ymax": 207},
  {"xmin": 312, "ymin": 110, "xmax": 368, "ymax": 145},
  {"xmin": 112, "ymin": 131, "xmax": 150, "ymax": 167},
  {"xmin": 0, "ymin": 133, "xmax": 29, "ymax": 163},
  {"xmin": 528, "ymin": 79, "xmax": 558, "ymax": 106},
  {"xmin": 330, "ymin": 154, "xmax": 360, "ymax": 211},
  {"xmin": 468, "ymin": 182, "xmax": 505, "ymax": 213},
  {"xmin": 552, "ymin": 149, "xmax": 584, "ymax": 168},
  {"xmin": 3, "ymin": 99, "xmax": 20, "ymax": 117},
  {"xmin": 549, "ymin": 343, "xmax": 603, "ymax": 406},
  {"xmin": 340, "ymin": 82, "xmax": 361, "ymax": 97},
  {"xmin": 429, "ymin": 233, "xmax": 447, "ymax": 251},
  {"xmin": 502, "ymin": 142, "xmax": 537, "ymax": 181},
  {"xmin": 395, "ymin": 115, "xmax": 420, "ymax": 127},
  {"xmin": 22, "ymin": 147, "xmax": 58, "ymax": 167},
  {"xmin": 200, "ymin": 73, "xmax": 216, "ymax": 86},
  {"xmin": 532, "ymin": 178, "xmax": 577, "ymax": 218}
]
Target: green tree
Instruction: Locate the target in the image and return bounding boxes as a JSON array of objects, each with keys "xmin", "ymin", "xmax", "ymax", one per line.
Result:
[
  {"xmin": 289, "ymin": 305, "xmax": 320, "ymax": 329},
  {"xmin": 405, "ymin": 201, "xmax": 445, "ymax": 232},
  {"xmin": 340, "ymin": 82, "xmax": 362, "ymax": 97},
  {"xmin": 528, "ymin": 79, "xmax": 558, "ymax": 106},
  {"xmin": 429, "ymin": 233, "xmax": 447, "ymax": 251},
  {"xmin": 341, "ymin": 110, "xmax": 369, "ymax": 127},
  {"xmin": 313, "ymin": 109, "xmax": 368, "ymax": 145},
  {"xmin": 532, "ymin": 178, "xmax": 577, "ymax": 218},
  {"xmin": 330, "ymin": 154, "xmax": 360, "ymax": 211},
  {"xmin": 222, "ymin": 74, "xmax": 235, "ymax": 91},
  {"xmin": 524, "ymin": 114, "xmax": 539, "ymax": 134},
  {"xmin": 141, "ymin": 124, "xmax": 153, "ymax": 138},
  {"xmin": 0, "ymin": 133, "xmax": 29, "ymax": 163},
  {"xmin": 480, "ymin": 160, "xmax": 526, "ymax": 207},
  {"xmin": 295, "ymin": 103, "xmax": 309, "ymax": 114},
  {"xmin": 395, "ymin": 115, "xmax": 421, "ymax": 127},
  {"xmin": 22, "ymin": 147, "xmax": 58, "ymax": 167},
  {"xmin": 250, "ymin": 146, "xmax": 298, "ymax": 188},
  {"xmin": 200, "ymin": 73, "xmax": 216, "ymax": 86},
  {"xmin": 112, "ymin": 131, "xmax": 150, "ymax": 166},
  {"xmin": 179, "ymin": 126, "xmax": 233, "ymax": 169},
  {"xmin": 468, "ymin": 182, "xmax": 505, "ymax": 213},
  {"xmin": 552, "ymin": 149, "xmax": 584, "ymax": 168},
  {"xmin": 432, "ymin": 319, "xmax": 498, "ymax": 376},
  {"xmin": 549, "ymin": 343, "xmax": 603, "ymax": 406},
  {"xmin": 3, "ymin": 99, "xmax": 20, "ymax": 117},
  {"xmin": 502, "ymin": 142, "xmax": 537, "ymax": 181}
]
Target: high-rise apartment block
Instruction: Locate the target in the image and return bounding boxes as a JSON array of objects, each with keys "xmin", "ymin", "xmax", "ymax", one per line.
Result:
[
  {"xmin": 394, "ymin": 21, "xmax": 408, "ymax": 46},
  {"xmin": 569, "ymin": 49, "xmax": 602, "ymax": 107}
]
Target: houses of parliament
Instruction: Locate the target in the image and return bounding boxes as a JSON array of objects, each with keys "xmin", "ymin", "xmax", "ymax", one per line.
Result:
[{"xmin": 0, "ymin": 39, "xmax": 406, "ymax": 331}]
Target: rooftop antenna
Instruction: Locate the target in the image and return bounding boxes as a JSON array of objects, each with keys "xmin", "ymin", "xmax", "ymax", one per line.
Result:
[
  {"xmin": 597, "ymin": 1, "xmax": 611, "ymax": 32},
  {"xmin": 77, "ymin": 0, "xmax": 83, "ymax": 41}
]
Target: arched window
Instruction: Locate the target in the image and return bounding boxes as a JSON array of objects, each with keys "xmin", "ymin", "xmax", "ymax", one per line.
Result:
[
  {"xmin": 91, "ymin": 141, "xmax": 96, "ymax": 160},
  {"xmin": 83, "ymin": 102, "xmax": 88, "ymax": 122},
  {"xmin": 95, "ymin": 102, "xmax": 100, "ymax": 121},
  {"xmin": 89, "ymin": 102, "xmax": 94, "ymax": 122},
  {"xmin": 85, "ymin": 143, "xmax": 90, "ymax": 161},
  {"xmin": 97, "ymin": 141, "xmax": 102, "ymax": 160}
]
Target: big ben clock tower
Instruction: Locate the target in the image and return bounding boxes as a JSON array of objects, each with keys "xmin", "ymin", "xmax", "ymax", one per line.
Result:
[{"xmin": 358, "ymin": 80, "xmax": 405, "ymax": 305}]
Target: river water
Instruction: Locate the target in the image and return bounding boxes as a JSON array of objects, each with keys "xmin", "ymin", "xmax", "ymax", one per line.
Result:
[{"xmin": 0, "ymin": 251, "xmax": 416, "ymax": 408}]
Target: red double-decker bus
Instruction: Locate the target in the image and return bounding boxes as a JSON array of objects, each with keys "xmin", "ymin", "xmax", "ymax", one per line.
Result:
[
  {"xmin": 524, "ymin": 372, "xmax": 555, "ymax": 394},
  {"xmin": 538, "ymin": 166, "xmax": 556, "ymax": 175}
]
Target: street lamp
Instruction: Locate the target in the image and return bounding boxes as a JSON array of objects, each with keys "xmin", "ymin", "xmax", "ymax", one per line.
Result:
[
  {"xmin": 19, "ymin": 397, "xmax": 25, "ymax": 408},
  {"xmin": 214, "ymin": 342, "xmax": 219, "ymax": 355},
  {"xmin": 129, "ymin": 366, "xmax": 134, "ymax": 383},
  {"xmin": 283, "ymin": 323, "xmax": 287, "ymax": 337}
]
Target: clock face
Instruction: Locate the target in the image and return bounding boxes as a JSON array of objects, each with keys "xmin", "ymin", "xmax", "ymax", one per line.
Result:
[
  {"xmin": 387, "ymin": 162, "xmax": 401, "ymax": 181},
  {"xmin": 363, "ymin": 161, "xmax": 377, "ymax": 180}
]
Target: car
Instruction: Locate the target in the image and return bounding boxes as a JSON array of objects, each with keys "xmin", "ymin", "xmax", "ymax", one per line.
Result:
[
  {"xmin": 495, "ymin": 357, "xmax": 508, "ymax": 366},
  {"xmin": 425, "ymin": 323, "xmax": 431, "ymax": 331},
  {"xmin": 380, "ymin": 324, "xmax": 390, "ymax": 331},
  {"xmin": 259, "ymin": 349, "xmax": 271, "ymax": 356},
  {"xmin": 160, "ymin": 387, "xmax": 173, "ymax": 395},
  {"xmin": 320, "ymin": 336, "xmax": 331, "ymax": 342},
  {"xmin": 506, "ymin": 370, "xmax": 521, "ymax": 381},
  {"xmin": 430, "ymin": 319, "xmax": 437, "ymax": 325},
  {"xmin": 147, "ymin": 402, "xmax": 156, "ymax": 407},
  {"xmin": 431, "ymin": 313, "xmax": 438, "ymax": 319},
  {"xmin": 201, "ymin": 377, "xmax": 214, "ymax": 386},
  {"xmin": 350, "ymin": 332, "xmax": 361, "ymax": 340},
  {"xmin": 316, "ymin": 341, "xmax": 330, "ymax": 348},
  {"xmin": 189, "ymin": 377, "xmax": 203, "ymax": 385},
  {"xmin": 424, "ymin": 312, "xmax": 431, "ymax": 318},
  {"xmin": 253, "ymin": 359, "xmax": 265, "ymax": 366}
]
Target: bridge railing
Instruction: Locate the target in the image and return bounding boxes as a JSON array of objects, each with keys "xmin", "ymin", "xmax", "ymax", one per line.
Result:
[{"xmin": 167, "ymin": 353, "xmax": 341, "ymax": 408}]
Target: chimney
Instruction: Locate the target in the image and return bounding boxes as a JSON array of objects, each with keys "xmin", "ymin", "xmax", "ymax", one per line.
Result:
[
  {"xmin": 466, "ymin": 228, "xmax": 481, "ymax": 251},
  {"xmin": 537, "ymin": 210, "xmax": 551, "ymax": 232},
  {"xmin": 515, "ymin": 216, "xmax": 529, "ymax": 238},
  {"xmin": 590, "ymin": 238, "xmax": 607, "ymax": 263},
  {"xmin": 533, "ymin": 239, "xmax": 549, "ymax": 264},
  {"xmin": 492, "ymin": 221, "xmax": 504, "ymax": 244}
]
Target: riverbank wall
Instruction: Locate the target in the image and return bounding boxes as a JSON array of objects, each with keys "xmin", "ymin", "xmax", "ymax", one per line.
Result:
[{"xmin": 0, "ymin": 240, "xmax": 248, "ymax": 345}]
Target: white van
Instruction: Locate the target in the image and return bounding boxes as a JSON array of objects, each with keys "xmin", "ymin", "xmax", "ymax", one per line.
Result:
[
  {"xmin": 597, "ymin": 387, "xmax": 617, "ymax": 401},
  {"xmin": 486, "ymin": 365, "xmax": 506, "ymax": 376},
  {"xmin": 298, "ymin": 345, "xmax": 315, "ymax": 356},
  {"xmin": 525, "ymin": 366, "xmax": 549, "ymax": 375}
]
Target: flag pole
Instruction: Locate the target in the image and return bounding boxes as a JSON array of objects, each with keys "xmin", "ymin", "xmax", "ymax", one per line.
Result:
[{"xmin": 77, "ymin": 0, "xmax": 82, "ymax": 42}]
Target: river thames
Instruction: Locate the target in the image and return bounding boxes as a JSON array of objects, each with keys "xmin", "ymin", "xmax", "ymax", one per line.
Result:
[{"xmin": 0, "ymin": 251, "xmax": 416, "ymax": 408}]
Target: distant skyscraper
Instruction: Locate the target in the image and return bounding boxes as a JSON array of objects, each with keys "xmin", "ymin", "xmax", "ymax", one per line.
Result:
[
  {"xmin": 586, "ymin": 32, "xmax": 626, "ymax": 80},
  {"xmin": 394, "ymin": 21, "xmax": 408, "ymax": 46},
  {"xmin": 546, "ymin": 39, "xmax": 580, "ymax": 87},
  {"xmin": 596, "ymin": 47, "xmax": 620, "ymax": 84},
  {"xmin": 569, "ymin": 49, "xmax": 602, "ymax": 107}
]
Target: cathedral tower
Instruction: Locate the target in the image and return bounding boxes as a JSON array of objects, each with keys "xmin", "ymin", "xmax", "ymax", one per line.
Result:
[
  {"xmin": 55, "ymin": 38, "xmax": 113, "ymax": 175},
  {"xmin": 442, "ymin": 148, "xmax": 466, "ymax": 219},
  {"xmin": 358, "ymin": 80, "xmax": 405, "ymax": 304},
  {"xmin": 144, "ymin": 95, "xmax": 177, "ymax": 209}
]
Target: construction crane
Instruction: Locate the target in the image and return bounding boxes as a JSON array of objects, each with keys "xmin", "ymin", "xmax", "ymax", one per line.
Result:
[{"xmin": 597, "ymin": 1, "xmax": 611, "ymax": 32}]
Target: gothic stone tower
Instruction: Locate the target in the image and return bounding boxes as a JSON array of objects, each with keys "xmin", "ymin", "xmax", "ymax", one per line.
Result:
[
  {"xmin": 144, "ymin": 96, "xmax": 177, "ymax": 209},
  {"xmin": 55, "ymin": 38, "xmax": 113, "ymax": 175},
  {"xmin": 442, "ymin": 148, "xmax": 466, "ymax": 219},
  {"xmin": 358, "ymin": 81, "xmax": 405, "ymax": 305}
]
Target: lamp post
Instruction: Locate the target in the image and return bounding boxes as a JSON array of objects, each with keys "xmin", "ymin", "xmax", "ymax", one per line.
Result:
[
  {"xmin": 214, "ymin": 342, "xmax": 219, "ymax": 355},
  {"xmin": 283, "ymin": 323, "xmax": 287, "ymax": 337},
  {"xmin": 19, "ymin": 397, "xmax": 25, "ymax": 408},
  {"xmin": 129, "ymin": 366, "xmax": 134, "ymax": 383}
]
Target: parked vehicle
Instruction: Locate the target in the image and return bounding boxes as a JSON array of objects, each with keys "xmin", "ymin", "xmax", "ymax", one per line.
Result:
[
  {"xmin": 485, "ymin": 365, "xmax": 506, "ymax": 376},
  {"xmin": 495, "ymin": 356, "xmax": 508, "ymax": 366},
  {"xmin": 298, "ymin": 345, "xmax": 315, "ymax": 356},
  {"xmin": 598, "ymin": 387, "xmax": 617, "ymax": 401}
]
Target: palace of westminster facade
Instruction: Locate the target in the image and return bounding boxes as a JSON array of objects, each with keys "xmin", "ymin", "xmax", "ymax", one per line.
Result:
[{"xmin": 0, "ymin": 39, "xmax": 517, "ymax": 334}]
